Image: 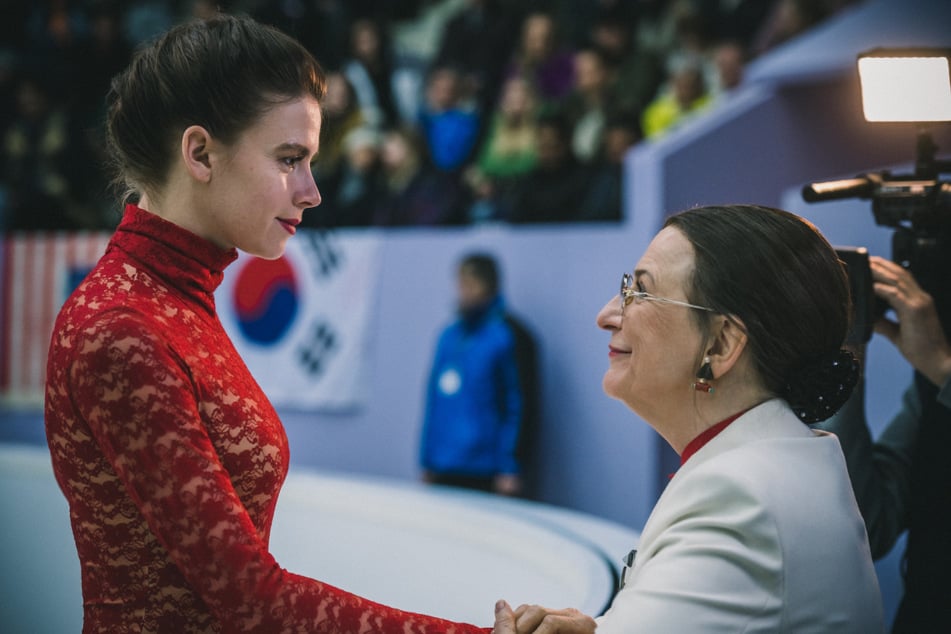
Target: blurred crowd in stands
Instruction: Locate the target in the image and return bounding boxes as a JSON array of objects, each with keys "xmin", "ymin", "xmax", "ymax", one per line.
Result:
[{"xmin": 0, "ymin": 0, "xmax": 856, "ymax": 232}]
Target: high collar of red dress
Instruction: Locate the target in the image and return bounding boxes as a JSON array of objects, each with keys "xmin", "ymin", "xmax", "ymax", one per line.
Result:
[{"xmin": 109, "ymin": 204, "xmax": 239, "ymax": 315}]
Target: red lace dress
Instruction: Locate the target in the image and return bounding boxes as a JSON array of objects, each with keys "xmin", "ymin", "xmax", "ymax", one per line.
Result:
[{"xmin": 45, "ymin": 205, "xmax": 489, "ymax": 633}]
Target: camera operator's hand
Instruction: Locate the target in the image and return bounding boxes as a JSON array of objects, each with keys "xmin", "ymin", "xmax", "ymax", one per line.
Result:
[{"xmin": 871, "ymin": 255, "xmax": 951, "ymax": 388}]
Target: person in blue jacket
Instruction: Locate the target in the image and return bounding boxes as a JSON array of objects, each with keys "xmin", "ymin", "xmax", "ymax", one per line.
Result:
[{"xmin": 420, "ymin": 252, "xmax": 527, "ymax": 496}]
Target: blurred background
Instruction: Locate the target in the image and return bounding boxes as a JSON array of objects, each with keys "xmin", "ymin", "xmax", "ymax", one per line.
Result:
[{"xmin": 2, "ymin": 0, "xmax": 951, "ymax": 628}]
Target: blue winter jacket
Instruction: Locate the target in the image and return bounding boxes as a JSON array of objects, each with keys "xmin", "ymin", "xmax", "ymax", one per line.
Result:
[{"xmin": 420, "ymin": 296, "xmax": 523, "ymax": 476}]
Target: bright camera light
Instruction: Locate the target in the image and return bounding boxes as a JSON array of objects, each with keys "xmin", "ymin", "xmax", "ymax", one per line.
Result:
[{"xmin": 858, "ymin": 49, "xmax": 951, "ymax": 122}]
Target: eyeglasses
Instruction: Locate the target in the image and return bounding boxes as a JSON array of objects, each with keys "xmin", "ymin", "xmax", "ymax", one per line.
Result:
[{"xmin": 620, "ymin": 272, "xmax": 716, "ymax": 314}]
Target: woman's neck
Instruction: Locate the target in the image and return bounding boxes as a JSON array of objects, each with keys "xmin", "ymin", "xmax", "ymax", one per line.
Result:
[
  {"xmin": 655, "ymin": 382, "xmax": 772, "ymax": 456},
  {"xmin": 137, "ymin": 184, "xmax": 223, "ymax": 250}
]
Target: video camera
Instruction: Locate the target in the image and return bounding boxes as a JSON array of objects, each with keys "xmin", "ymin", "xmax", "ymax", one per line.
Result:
[{"xmin": 802, "ymin": 48, "xmax": 951, "ymax": 344}]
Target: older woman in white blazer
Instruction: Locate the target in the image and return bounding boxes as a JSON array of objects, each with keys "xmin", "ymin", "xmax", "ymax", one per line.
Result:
[{"xmin": 494, "ymin": 204, "xmax": 884, "ymax": 633}]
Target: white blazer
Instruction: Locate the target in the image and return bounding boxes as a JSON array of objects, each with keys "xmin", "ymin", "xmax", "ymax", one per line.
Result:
[{"xmin": 597, "ymin": 399, "xmax": 884, "ymax": 633}]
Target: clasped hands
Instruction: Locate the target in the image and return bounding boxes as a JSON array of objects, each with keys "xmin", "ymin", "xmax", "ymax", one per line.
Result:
[{"xmin": 492, "ymin": 600, "xmax": 596, "ymax": 634}]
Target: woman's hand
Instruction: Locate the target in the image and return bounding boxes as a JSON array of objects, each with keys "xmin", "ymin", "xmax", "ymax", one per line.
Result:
[
  {"xmin": 493, "ymin": 600, "xmax": 596, "ymax": 634},
  {"xmin": 870, "ymin": 256, "xmax": 951, "ymax": 387}
]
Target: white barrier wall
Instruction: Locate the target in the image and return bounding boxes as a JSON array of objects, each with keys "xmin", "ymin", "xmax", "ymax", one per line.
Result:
[{"xmin": 0, "ymin": 445, "xmax": 638, "ymax": 632}]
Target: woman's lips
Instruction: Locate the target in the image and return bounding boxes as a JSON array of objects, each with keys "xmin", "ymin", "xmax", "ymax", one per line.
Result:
[
  {"xmin": 277, "ymin": 217, "xmax": 300, "ymax": 235},
  {"xmin": 608, "ymin": 345, "xmax": 631, "ymax": 358}
]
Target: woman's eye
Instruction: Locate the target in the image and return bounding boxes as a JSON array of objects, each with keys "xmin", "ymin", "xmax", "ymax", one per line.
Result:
[
  {"xmin": 635, "ymin": 280, "xmax": 646, "ymax": 294},
  {"xmin": 282, "ymin": 155, "xmax": 304, "ymax": 168}
]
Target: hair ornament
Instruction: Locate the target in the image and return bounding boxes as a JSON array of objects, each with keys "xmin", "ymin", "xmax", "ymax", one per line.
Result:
[{"xmin": 783, "ymin": 349, "xmax": 859, "ymax": 424}]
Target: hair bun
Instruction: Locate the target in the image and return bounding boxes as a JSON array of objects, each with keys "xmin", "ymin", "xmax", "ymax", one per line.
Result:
[{"xmin": 782, "ymin": 349, "xmax": 859, "ymax": 424}]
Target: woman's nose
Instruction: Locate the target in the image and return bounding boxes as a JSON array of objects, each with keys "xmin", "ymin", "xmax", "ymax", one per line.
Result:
[
  {"xmin": 596, "ymin": 296, "xmax": 622, "ymax": 330},
  {"xmin": 298, "ymin": 168, "xmax": 321, "ymax": 209}
]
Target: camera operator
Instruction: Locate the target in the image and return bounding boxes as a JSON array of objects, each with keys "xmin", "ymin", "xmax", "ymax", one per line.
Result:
[{"xmin": 819, "ymin": 254, "xmax": 951, "ymax": 633}]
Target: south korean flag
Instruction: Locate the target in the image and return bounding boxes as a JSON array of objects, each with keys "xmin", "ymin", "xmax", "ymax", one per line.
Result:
[{"xmin": 216, "ymin": 229, "xmax": 382, "ymax": 411}]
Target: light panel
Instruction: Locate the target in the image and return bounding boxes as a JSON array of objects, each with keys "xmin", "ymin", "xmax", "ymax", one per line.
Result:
[{"xmin": 858, "ymin": 51, "xmax": 951, "ymax": 122}]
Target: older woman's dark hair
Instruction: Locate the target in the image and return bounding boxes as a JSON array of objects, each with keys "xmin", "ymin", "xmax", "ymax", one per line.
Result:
[
  {"xmin": 666, "ymin": 204, "xmax": 858, "ymax": 423},
  {"xmin": 106, "ymin": 13, "xmax": 326, "ymax": 200}
]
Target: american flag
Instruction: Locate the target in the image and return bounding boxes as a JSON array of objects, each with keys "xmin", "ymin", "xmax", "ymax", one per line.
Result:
[
  {"xmin": 1, "ymin": 230, "xmax": 379, "ymax": 411},
  {"xmin": 0, "ymin": 233, "xmax": 110, "ymax": 407}
]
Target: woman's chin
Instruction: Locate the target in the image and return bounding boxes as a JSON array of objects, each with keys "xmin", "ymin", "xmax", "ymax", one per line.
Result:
[
  {"xmin": 246, "ymin": 241, "xmax": 288, "ymax": 261},
  {"xmin": 601, "ymin": 373, "xmax": 623, "ymax": 401}
]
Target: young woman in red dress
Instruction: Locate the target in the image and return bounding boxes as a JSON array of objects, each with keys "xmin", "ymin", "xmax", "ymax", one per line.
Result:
[{"xmin": 44, "ymin": 13, "xmax": 489, "ymax": 634}]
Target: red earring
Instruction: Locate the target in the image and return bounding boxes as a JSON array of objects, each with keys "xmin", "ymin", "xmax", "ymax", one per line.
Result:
[{"xmin": 693, "ymin": 357, "xmax": 715, "ymax": 393}]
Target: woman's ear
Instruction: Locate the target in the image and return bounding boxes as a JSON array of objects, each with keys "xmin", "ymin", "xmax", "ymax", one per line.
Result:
[
  {"xmin": 181, "ymin": 125, "xmax": 214, "ymax": 183},
  {"xmin": 704, "ymin": 315, "xmax": 748, "ymax": 378}
]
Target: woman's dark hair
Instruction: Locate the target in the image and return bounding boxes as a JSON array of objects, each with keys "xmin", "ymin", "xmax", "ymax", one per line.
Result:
[
  {"xmin": 665, "ymin": 204, "xmax": 858, "ymax": 423},
  {"xmin": 106, "ymin": 13, "xmax": 326, "ymax": 200},
  {"xmin": 459, "ymin": 253, "xmax": 500, "ymax": 296}
]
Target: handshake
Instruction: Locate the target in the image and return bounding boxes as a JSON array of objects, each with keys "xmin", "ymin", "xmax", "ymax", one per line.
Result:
[{"xmin": 492, "ymin": 600, "xmax": 596, "ymax": 634}]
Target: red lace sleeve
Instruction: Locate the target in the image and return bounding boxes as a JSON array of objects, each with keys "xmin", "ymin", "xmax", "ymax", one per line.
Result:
[{"xmin": 65, "ymin": 310, "xmax": 489, "ymax": 633}]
